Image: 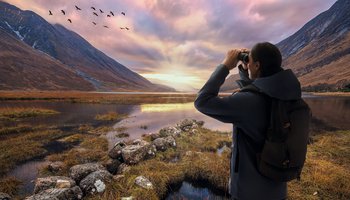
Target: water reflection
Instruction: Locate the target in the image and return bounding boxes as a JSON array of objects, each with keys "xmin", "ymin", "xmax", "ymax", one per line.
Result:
[{"xmin": 166, "ymin": 181, "xmax": 230, "ymax": 200}]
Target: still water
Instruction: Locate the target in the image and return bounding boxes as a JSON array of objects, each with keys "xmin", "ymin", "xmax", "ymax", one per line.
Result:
[{"xmin": 1, "ymin": 95, "xmax": 349, "ymax": 197}]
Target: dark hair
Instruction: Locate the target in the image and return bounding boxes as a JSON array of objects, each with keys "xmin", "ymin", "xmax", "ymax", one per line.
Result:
[{"xmin": 251, "ymin": 42, "xmax": 283, "ymax": 77}]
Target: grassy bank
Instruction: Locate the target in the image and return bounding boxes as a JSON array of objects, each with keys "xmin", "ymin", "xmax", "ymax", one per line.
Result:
[
  {"xmin": 310, "ymin": 92, "xmax": 350, "ymax": 97},
  {"xmin": 0, "ymin": 91, "xmax": 198, "ymax": 104}
]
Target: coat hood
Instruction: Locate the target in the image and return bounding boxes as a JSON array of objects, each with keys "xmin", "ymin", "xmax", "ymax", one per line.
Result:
[{"xmin": 252, "ymin": 69, "xmax": 301, "ymax": 100}]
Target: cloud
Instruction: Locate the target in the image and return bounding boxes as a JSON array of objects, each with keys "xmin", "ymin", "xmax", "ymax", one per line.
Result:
[{"xmin": 4, "ymin": 0, "xmax": 337, "ymax": 91}]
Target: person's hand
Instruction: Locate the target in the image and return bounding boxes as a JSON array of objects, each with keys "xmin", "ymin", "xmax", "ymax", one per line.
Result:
[{"xmin": 221, "ymin": 48, "xmax": 249, "ymax": 70}]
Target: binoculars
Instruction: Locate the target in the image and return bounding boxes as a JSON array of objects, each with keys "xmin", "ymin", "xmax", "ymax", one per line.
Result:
[{"xmin": 238, "ymin": 53, "xmax": 249, "ymax": 64}]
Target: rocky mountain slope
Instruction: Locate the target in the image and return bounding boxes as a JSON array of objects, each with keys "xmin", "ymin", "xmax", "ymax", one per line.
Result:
[
  {"xmin": 0, "ymin": 29, "xmax": 94, "ymax": 90},
  {"xmin": 0, "ymin": 1, "xmax": 175, "ymax": 92},
  {"xmin": 221, "ymin": 0, "xmax": 350, "ymax": 92}
]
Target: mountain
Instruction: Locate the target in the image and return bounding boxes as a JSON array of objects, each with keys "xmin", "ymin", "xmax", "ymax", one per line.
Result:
[
  {"xmin": 0, "ymin": 29, "xmax": 94, "ymax": 90},
  {"xmin": 276, "ymin": 0, "xmax": 350, "ymax": 91},
  {"xmin": 0, "ymin": 1, "xmax": 175, "ymax": 92},
  {"xmin": 221, "ymin": 0, "xmax": 350, "ymax": 92}
]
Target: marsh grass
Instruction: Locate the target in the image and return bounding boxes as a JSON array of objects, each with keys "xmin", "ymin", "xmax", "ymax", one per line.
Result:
[
  {"xmin": 95, "ymin": 112, "xmax": 126, "ymax": 121},
  {"xmin": 0, "ymin": 107, "xmax": 59, "ymax": 120},
  {"xmin": 0, "ymin": 91, "xmax": 199, "ymax": 104},
  {"xmin": 116, "ymin": 133, "xmax": 130, "ymax": 138},
  {"xmin": 0, "ymin": 129, "xmax": 71, "ymax": 176},
  {"xmin": 0, "ymin": 177, "xmax": 22, "ymax": 196}
]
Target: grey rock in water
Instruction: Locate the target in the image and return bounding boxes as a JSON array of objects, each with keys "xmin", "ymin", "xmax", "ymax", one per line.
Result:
[
  {"xmin": 108, "ymin": 141, "xmax": 126, "ymax": 160},
  {"xmin": 34, "ymin": 176, "xmax": 76, "ymax": 194},
  {"xmin": 69, "ymin": 163, "xmax": 104, "ymax": 183},
  {"xmin": 121, "ymin": 143, "xmax": 151, "ymax": 164},
  {"xmin": 25, "ymin": 186, "xmax": 83, "ymax": 200},
  {"xmin": 177, "ymin": 119, "xmax": 199, "ymax": 132},
  {"xmin": 134, "ymin": 176, "xmax": 153, "ymax": 189},
  {"xmin": 149, "ymin": 132, "xmax": 161, "ymax": 141},
  {"xmin": 132, "ymin": 139, "xmax": 149, "ymax": 146},
  {"xmin": 0, "ymin": 192, "xmax": 11, "ymax": 200},
  {"xmin": 79, "ymin": 170, "xmax": 112, "ymax": 194}
]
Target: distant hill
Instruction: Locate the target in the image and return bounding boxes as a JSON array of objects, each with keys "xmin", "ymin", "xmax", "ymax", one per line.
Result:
[
  {"xmin": 221, "ymin": 0, "xmax": 350, "ymax": 92},
  {"xmin": 0, "ymin": 1, "xmax": 175, "ymax": 92}
]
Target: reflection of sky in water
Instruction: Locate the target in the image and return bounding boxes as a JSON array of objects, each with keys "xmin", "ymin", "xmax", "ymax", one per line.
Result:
[
  {"xmin": 106, "ymin": 102, "xmax": 232, "ymax": 148},
  {"xmin": 166, "ymin": 181, "xmax": 230, "ymax": 200}
]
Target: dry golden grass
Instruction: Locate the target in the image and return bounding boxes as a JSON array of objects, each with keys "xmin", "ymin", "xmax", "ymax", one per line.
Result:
[
  {"xmin": 288, "ymin": 130, "xmax": 350, "ymax": 200},
  {"xmin": 310, "ymin": 92, "xmax": 350, "ymax": 97},
  {"xmin": 0, "ymin": 91, "xmax": 197, "ymax": 104},
  {"xmin": 0, "ymin": 177, "xmax": 22, "ymax": 196},
  {"xmin": 95, "ymin": 112, "xmax": 125, "ymax": 121},
  {"xmin": 0, "ymin": 107, "xmax": 59, "ymax": 120}
]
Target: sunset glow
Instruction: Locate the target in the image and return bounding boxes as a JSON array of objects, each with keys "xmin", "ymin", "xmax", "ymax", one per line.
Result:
[{"xmin": 4, "ymin": 0, "xmax": 336, "ymax": 91}]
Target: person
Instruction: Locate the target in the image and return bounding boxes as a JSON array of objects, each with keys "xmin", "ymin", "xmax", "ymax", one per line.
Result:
[{"xmin": 194, "ymin": 42, "xmax": 302, "ymax": 200}]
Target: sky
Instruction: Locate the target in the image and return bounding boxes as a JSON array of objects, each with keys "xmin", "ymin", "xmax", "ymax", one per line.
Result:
[{"xmin": 4, "ymin": 0, "xmax": 337, "ymax": 91}]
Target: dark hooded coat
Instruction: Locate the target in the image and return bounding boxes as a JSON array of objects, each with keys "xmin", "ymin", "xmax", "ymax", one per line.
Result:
[{"xmin": 194, "ymin": 64, "xmax": 302, "ymax": 200}]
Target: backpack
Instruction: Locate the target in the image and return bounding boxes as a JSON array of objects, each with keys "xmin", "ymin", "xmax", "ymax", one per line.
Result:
[{"xmin": 240, "ymin": 84, "xmax": 311, "ymax": 182}]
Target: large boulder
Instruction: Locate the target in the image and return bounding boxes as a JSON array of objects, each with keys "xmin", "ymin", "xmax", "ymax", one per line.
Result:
[
  {"xmin": 79, "ymin": 170, "xmax": 112, "ymax": 194},
  {"xmin": 0, "ymin": 192, "xmax": 11, "ymax": 200},
  {"xmin": 69, "ymin": 163, "xmax": 104, "ymax": 183},
  {"xmin": 25, "ymin": 186, "xmax": 82, "ymax": 200},
  {"xmin": 117, "ymin": 163, "xmax": 131, "ymax": 174},
  {"xmin": 121, "ymin": 142, "xmax": 151, "ymax": 165},
  {"xmin": 134, "ymin": 176, "xmax": 153, "ymax": 189},
  {"xmin": 159, "ymin": 127, "xmax": 181, "ymax": 137},
  {"xmin": 152, "ymin": 136, "xmax": 176, "ymax": 151},
  {"xmin": 33, "ymin": 176, "xmax": 76, "ymax": 194},
  {"xmin": 108, "ymin": 141, "xmax": 126, "ymax": 161}
]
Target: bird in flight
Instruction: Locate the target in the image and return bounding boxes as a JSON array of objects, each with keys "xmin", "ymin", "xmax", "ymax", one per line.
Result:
[
  {"xmin": 104, "ymin": 25, "xmax": 109, "ymax": 28},
  {"xmin": 125, "ymin": 27, "xmax": 129, "ymax": 30},
  {"xmin": 110, "ymin": 11, "xmax": 114, "ymax": 16},
  {"xmin": 91, "ymin": 7, "xmax": 96, "ymax": 10},
  {"xmin": 93, "ymin": 12, "xmax": 98, "ymax": 16},
  {"xmin": 61, "ymin": 10, "xmax": 65, "ymax": 15},
  {"xmin": 75, "ymin": 5, "xmax": 82, "ymax": 10},
  {"xmin": 121, "ymin": 12, "xmax": 125, "ymax": 16},
  {"xmin": 107, "ymin": 14, "xmax": 111, "ymax": 17},
  {"xmin": 92, "ymin": 22, "xmax": 97, "ymax": 25},
  {"xmin": 67, "ymin": 19, "xmax": 72, "ymax": 23},
  {"xmin": 120, "ymin": 27, "xmax": 125, "ymax": 30},
  {"xmin": 99, "ymin": 9, "xmax": 104, "ymax": 13},
  {"xmin": 49, "ymin": 10, "xmax": 53, "ymax": 15}
]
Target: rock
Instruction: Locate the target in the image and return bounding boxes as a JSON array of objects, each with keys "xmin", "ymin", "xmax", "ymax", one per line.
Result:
[
  {"xmin": 33, "ymin": 176, "xmax": 76, "ymax": 194},
  {"xmin": 132, "ymin": 139, "xmax": 149, "ymax": 146},
  {"xmin": 176, "ymin": 119, "xmax": 202, "ymax": 132},
  {"xmin": 121, "ymin": 143, "xmax": 151, "ymax": 165},
  {"xmin": 149, "ymin": 133, "xmax": 161, "ymax": 141},
  {"xmin": 159, "ymin": 126, "xmax": 181, "ymax": 137},
  {"xmin": 189, "ymin": 129, "xmax": 198, "ymax": 135},
  {"xmin": 135, "ymin": 176, "xmax": 153, "ymax": 189},
  {"xmin": 69, "ymin": 163, "xmax": 104, "ymax": 183},
  {"xmin": 79, "ymin": 170, "xmax": 112, "ymax": 194},
  {"xmin": 48, "ymin": 161, "xmax": 65, "ymax": 173},
  {"xmin": 152, "ymin": 136, "xmax": 176, "ymax": 151},
  {"xmin": 104, "ymin": 159, "xmax": 122, "ymax": 175},
  {"xmin": 0, "ymin": 192, "xmax": 11, "ymax": 200},
  {"xmin": 25, "ymin": 186, "xmax": 83, "ymax": 200},
  {"xmin": 145, "ymin": 145, "xmax": 157, "ymax": 159},
  {"xmin": 117, "ymin": 163, "xmax": 131, "ymax": 174},
  {"xmin": 108, "ymin": 141, "xmax": 126, "ymax": 160}
]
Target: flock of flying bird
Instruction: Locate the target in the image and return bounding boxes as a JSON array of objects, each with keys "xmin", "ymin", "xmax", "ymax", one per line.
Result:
[{"xmin": 48, "ymin": 5, "xmax": 130, "ymax": 30}]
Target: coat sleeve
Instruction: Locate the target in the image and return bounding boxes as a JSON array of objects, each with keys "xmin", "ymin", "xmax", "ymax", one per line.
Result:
[{"xmin": 194, "ymin": 64, "xmax": 253, "ymax": 124}]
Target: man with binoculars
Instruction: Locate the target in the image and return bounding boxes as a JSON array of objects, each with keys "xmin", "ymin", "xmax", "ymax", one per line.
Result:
[{"xmin": 194, "ymin": 42, "xmax": 303, "ymax": 200}]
